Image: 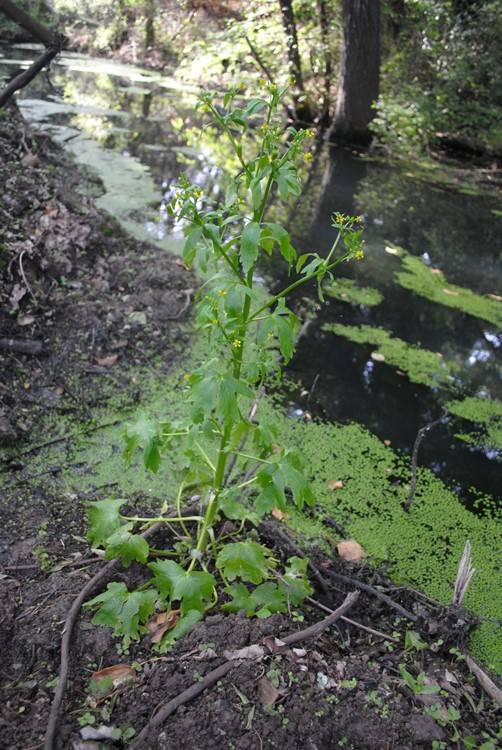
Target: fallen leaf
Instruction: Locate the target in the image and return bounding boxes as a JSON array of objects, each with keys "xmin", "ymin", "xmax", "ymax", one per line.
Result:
[
  {"xmin": 371, "ymin": 351, "xmax": 385, "ymax": 362},
  {"xmin": 488, "ymin": 293, "xmax": 502, "ymax": 301},
  {"xmin": 88, "ymin": 664, "xmax": 136, "ymax": 707},
  {"xmin": 17, "ymin": 314, "xmax": 36, "ymax": 326},
  {"xmin": 328, "ymin": 479, "xmax": 343, "ymax": 491},
  {"xmin": 384, "ymin": 245, "xmax": 399, "ymax": 255},
  {"xmin": 337, "ymin": 540, "xmax": 366, "ymax": 562},
  {"xmin": 272, "ymin": 507, "xmax": 287, "ymax": 520},
  {"xmin": 257, "ymin": 677, "xmax": 280, "ymax": 707},
  {"xmin": 430, "ymin": 268, "xmax": 443, "ymax": 275},
  {"xmin": 224, "ymin": 644, "xmax": 265, "ymax": 661},
  {"xmin": 95, "ymin": 354, "xmax": 118, "ymax": 367},
  {"xmin": 145, "ymin": 610, "xmax": 180, "ymax": 644},
  {"xmin": 384, "ymin": 439, "xmax": 392, "ymax": 446},
  {"xmin": 442, "ymin": 288, "xmax": 459, "ymax": 296}
]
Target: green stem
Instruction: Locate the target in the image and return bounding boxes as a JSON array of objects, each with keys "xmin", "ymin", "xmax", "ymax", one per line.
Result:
[
  {"xmin": 121, "ymin": 515, "xmax": 204, "ymax": 524},
  {"xmin": 249, "ymin": 248, "xmax": 352, "ymax": 322}
]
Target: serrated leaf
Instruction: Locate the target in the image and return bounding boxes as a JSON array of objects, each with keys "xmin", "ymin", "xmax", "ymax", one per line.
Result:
[
  {"xmin": 104, "ymin": 525, "xmax": 150, "ymax": 568},
  {"xmin": 216, "ymin": 540, "xmax": 271, "ymax": 584},
  {"xmin": 240, "ymin": 220, "xmax": 260, "ymax": 274},
  {"xmin": 279, "ymin": 557, "xmax": 313, "ymax": 605},
  {"xmin": 149, "ymin": 559, "xmax": 216, "ymax": 614},
  {"xmin": 256, "ymin": 450, "xmax": 314, "ymax": 513},
  {"xmin": 86, "ymin": 498, "xmax": 127, "ymax": 547},
  {"xmin": 222, "ymin": 581, "xmax": 286, "ymax": 617},
  {"xmin": 261, "ymin": 223, "xmax": 296, "ymax": 268},
  {"xmin": 275, "ymin": 163, "xmax": 301, "ymax": 200},
  {"xmin": 123, "ymin": 412, "xmax": 162, "ymax": 473},
  {"xmin": 219, "ymin": 489, "xmax": 259, "ymax": 524},
  {"xmin": 85, "ymin": 583, "xmax": 156, "ymax": 646}
]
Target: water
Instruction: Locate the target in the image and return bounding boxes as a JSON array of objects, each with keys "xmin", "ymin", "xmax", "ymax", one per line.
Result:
[{"xmin": 2, "ymin": 45, "xmax": 501, "ymax": 508}]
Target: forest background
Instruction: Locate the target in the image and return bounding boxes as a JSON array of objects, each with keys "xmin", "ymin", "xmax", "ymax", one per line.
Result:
[{"xmin": 2, "ymin": 0, "xmax": 502, "ymax": 157}]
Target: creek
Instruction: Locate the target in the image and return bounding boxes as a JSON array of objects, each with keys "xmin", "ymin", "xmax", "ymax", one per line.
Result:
[{"xmin": 2, "ymin": 45, "xmax": 501, "ymax": 510}]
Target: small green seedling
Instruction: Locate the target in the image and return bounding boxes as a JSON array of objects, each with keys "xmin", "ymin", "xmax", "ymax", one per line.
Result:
[{"xmin": 399, "ymin": 665, "xmax": 441, "ymax": 695}]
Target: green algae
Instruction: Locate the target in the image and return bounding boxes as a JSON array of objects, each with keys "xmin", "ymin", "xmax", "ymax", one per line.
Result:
[
  {"xmin": 257, "ymin": 405, "xmax": 502, "ymax": 675},
  {"xmin": 323, "ymin": 277, "xmax": 384, "ymax": 307},
  {"xmin": 446, "ymin": 396, "xmax": 502, "ymax": 456},
  {"xmin": 323, "ymin": 323, "xmax": 457, "ymax": 388},
  {"xmin": 392, "ymin": 246, "xmax": 502, "ymax": 328}
]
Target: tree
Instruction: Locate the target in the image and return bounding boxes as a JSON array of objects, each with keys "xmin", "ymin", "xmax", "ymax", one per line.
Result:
[{"xmin": 331, "ymin": 0, "xmax": 380, "ymax": 145}]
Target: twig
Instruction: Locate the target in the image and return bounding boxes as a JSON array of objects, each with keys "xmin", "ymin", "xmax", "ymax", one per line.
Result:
[
  {"xmin": 281, "ymin": 591, "xmax": 359, "ymax": 645},
  {"xmin": 131, "ymin": 592, "xmax": 359, "ymax": 748},
  {"xmin": 320, "ymin": 567, "xmax": 418, "ymax": 622},
  {"xmin": 131, "ymin": 659, "xmax": 240, "ymax": 747},
  {"xmin": 306, "ymin": 596, "xmax": 399, "ymax": 642},
  {"xmin": 306, "ymin": 373, "xmax": 320, "ymax": 410},
  {"xmin": 244, "ymin": 35, "xmax": 275, "ymax": 84},
  {"xmin": 165, "ymin": 287, "xmax": 194, "ymax": 320},
  {"xmin": 465, "ymin": 655, "xmax": 502, "ymax": 707},
  {"xmin": 18, "ymin": 249, "xmax": 37, "ymax": 303},
  {"xmin": 405, "ymin": 408, "xmax": 448, "ymax": 511},
  {"xmin": 0, "ymin": 337, "xmax": 42, "ymax": 355}
]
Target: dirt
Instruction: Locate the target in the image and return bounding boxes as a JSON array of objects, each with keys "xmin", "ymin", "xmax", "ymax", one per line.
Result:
[{"xmin": 0, "ymin": 103, "xmax": 501, "ymax": 750}]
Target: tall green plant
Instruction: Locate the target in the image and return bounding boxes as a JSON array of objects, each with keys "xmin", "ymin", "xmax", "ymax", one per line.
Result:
[{"xmin": 85, "ymin": 84, "xmax": 365, "ymax": 650}]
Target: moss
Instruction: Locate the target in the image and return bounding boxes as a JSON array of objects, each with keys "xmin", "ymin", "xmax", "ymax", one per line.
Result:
[
  {"xmin": 393, "ymin": 247, "xmax": 502, "ymax": 328},
  {"xmin": 446, "ymin": 396, "xmax": 502, "ymax": 456},
  {"xmin": 258, "ymin": 405, "xmax": 502, "ymax": 675},
  {"xmin": 323, "ymin": 278, "xmax": 383, "ymax": 307},
  {"xmin": 323, "ymin": 323, "xmax": 457, "ymax": 388}
]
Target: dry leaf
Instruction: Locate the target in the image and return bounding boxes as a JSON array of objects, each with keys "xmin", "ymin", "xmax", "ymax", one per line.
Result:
[
  {"xmin": 384, "ymin": 439, "xmax": 392, "ymax": 446},
  {"xmin": 175, "ymin": 258, "xmax": 190, "ymax": 270},
  {"xmin": 223, "ymin": 644, "xmax": 265, "ymax": 661},
  {"xmin": 442, "ymin": 288, "xmax": 459, "ymax": 296},
  {"xmin": 430, "ymin": 268, "xmax": 443, "ymax": 275},
  {"xmin": 145, "ymin": 610, "xmax": 180, "ymax": 644},
  {"xmin": 17, "ymin": 315, "xmax": 35, "ymax": 326},
  {"xmin": 257, "ymin": 677, "xmax": 280, "ymax": 707},
  {"xmin": 371, "ymin": 351, "xmax": 385, "ymax": 362},
  {"xmin": 384, "ymin": 245, "xmax": 399, "ymax": 255},
  {"xmin": 328, "ymin": 479, "xmax": 343, "ymax": 491},
  {"xmin": 88, "ymin": 664, "xmax": 136, "ymax": 707},
  {"xmin": 272, "ymin": 507, "xmax": 287, "ymax": 520},
  {"xmin": 337, "ymin": 540, "xmax": 366, "ymax": 562},
  {"xmin": 95, "ymin": 354, "xmax": 118, "ymax": 367}
]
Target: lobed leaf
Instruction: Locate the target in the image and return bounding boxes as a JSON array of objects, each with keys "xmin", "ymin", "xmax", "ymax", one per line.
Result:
[{"xmin": 216, "ymin": 540, "xmax": 271, "ymax": 584}]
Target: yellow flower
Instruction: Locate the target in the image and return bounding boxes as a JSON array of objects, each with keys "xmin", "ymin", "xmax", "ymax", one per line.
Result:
[
  {"xmin": 305, "ymin": 129, "xmax": 315, "ymax": 138},
  {"xmin": 232, "ymin": 339, "xmax": 241, "ymax": 348},
  {"xmin": 354, "ymin": 250, "xmax": 365, "ymax": 260},
  {"xmin": 304, "ymin": 152, "xmax": 313, "ymax": 162},
  {"xmin": 212, "ymin": 319, "xmax": 219, "ymax": 325},
  {"xmin": 219, "ymin": 289, "xmax": 227, "ymax": 296},
  {"xmin": 183, "ymin": 373, "xmax": 190, "ymax": 381}
]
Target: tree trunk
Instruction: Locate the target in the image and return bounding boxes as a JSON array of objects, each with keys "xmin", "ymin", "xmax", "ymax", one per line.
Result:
[
  {"xmin": 332, "ymin": 0, "xmax": 380, "ymax": 145},
  {"xmin": 277, "ymin": 0, "xmax": 313, "ymax": 122}
]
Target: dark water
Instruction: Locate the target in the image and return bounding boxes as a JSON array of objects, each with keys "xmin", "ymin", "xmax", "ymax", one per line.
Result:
[{"xmin": 2, "ymin": 46, "xmax": 501, "ymax": 508}]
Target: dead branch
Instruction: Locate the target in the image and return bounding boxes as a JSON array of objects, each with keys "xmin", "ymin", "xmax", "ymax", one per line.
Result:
[
  {"xmin": 0, "ymin": 337, "xmax": 42, "ymax": 355},
  {"xmin": 465, "ymin": 655, "xmax": 502, "ymax": 707},
  {"xmin": 405, "ymin": 407, "xmax": 448, "ymax": 511},
  {"xmin": 281, "ymin": 590, "xmax": 359, "ymax": 645}
]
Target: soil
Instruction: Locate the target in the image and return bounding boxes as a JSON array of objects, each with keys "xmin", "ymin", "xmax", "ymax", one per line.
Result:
[{"xmin": 0, "ymin": 102, "xmax": 501, "ymax": 750}]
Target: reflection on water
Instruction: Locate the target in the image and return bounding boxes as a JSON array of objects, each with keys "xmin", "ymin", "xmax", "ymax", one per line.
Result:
[{"xmin": 2, "ymin": 45, "xmax": 501, "ymax": 507}]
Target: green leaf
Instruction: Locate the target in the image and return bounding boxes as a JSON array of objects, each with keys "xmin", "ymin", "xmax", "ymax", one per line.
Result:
[
  {"xmin": 255, "ymin": 450, "xmax": 314, "ymax": 514},
  {"xmin": 123, "ymin": 411, "xmax": 162, "ymax": 473},
  {"xmin": 183, "ymin": 225, "xmax": 203, "ymax": 266},
  {"xmin": 259, "ymin": 299, "xmax": 299, "ymax": 364},
  {"xmin": 219, "ymin": 488, "xmax": 260, "ymax": 525},
  {"xmin": 149, "ymin": 559, "xmax": 216, "ymax": 614},
  {"xmin": 240, "ymin": 220, "xmax": 260, "ymax": 274},
  {"xmin": 222, "ymin": 582, "xmax": 286, "ymax": 617},
  {"xmin": 86, "ymin": 498, "xmax": 127, "ymax": 547},
  {"xmin": 275, "ymin": 163, "xmax": 301, "ymax": 201},
  {"xmin": 104, "ymin": 525, "xmax": 150, "ymax": 568},
  {"xmin": 153, "ymin": 609, "xmax": 203, "ymax": 652},
  {"xmin": 279, "ymin": 557, "xmax": 313, "ymax": 605},
  {"xmin": 216, "ymin": 540, "xmax": 271, "ymax": 584},
  {"xmin": 85, "ymin": 582, "xmax": 156, "ymax": 646},
  {"xmin": 261, "ymin": 223, "xmax": 296, "ymax": 268}
]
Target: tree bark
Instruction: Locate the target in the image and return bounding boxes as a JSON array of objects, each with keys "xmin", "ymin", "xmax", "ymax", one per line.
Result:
[
  {"xmin": 0, "ymin": 0, "xmax": 58, "ymax": 45},
  {"xmin": 277, "ymin": 0, "xmax": 313, "ymax": 122},
  {"xmin": 331, "ymin": 0, "xmax": 380, "ymax": 145}
]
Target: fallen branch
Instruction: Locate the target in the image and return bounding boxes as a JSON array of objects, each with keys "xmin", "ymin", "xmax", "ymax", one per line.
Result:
[
  {"xmin": 306, "ymin": 596, "xmax": 399, "ymax": 643},
  {"xmin": 405, "ymin": 408, "xmax": 448, "ymax": 511},
  {"xmin": 131, "ymin": 591, "xmax": 359, "ymax": 748},
  {"xmin": 465, "ymin": 655, "xmax": 502, "ymax": 707},
  {"xmin": 0, "ymin": 337, "xmax": 42, "ymax": 355}
]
